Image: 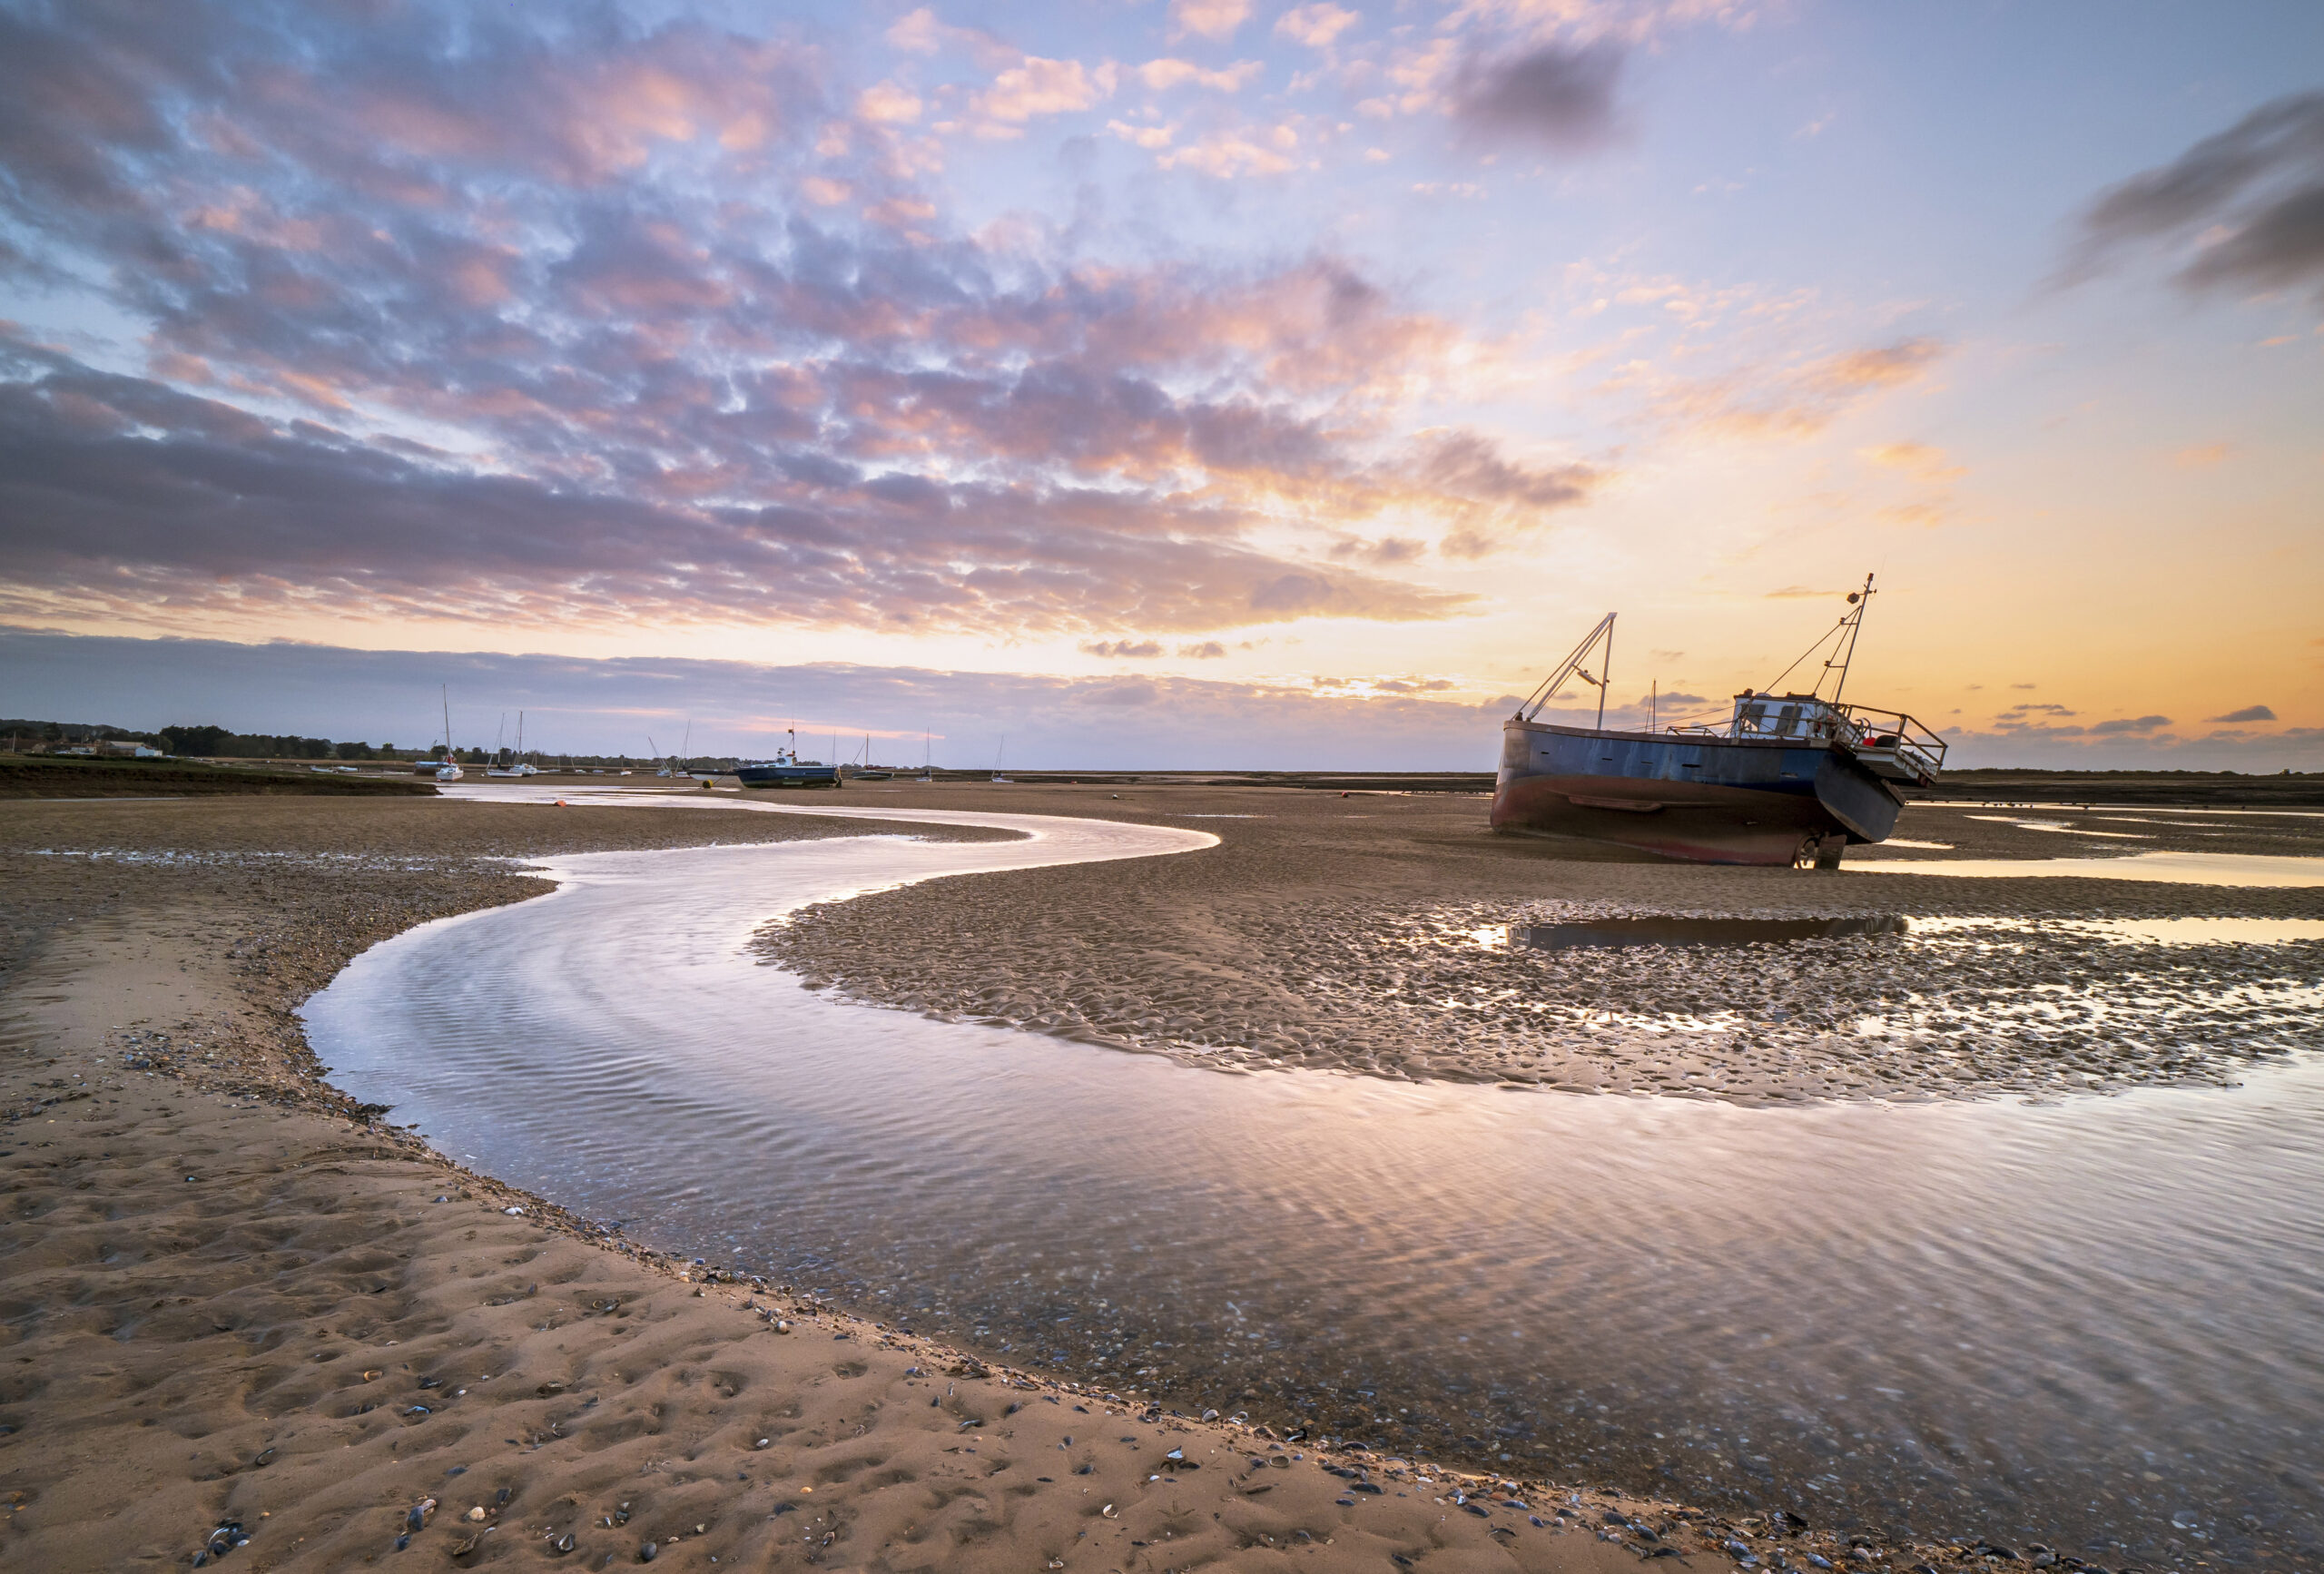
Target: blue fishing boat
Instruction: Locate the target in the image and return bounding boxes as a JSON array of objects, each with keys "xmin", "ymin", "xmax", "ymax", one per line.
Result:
[
  {"xmin": 737, "ymin": 728, "xmax": 842, "ymax": 790},
  {"xmin": 1492, "ymin": 575, "xmax": 1947, "ymax": 867}
]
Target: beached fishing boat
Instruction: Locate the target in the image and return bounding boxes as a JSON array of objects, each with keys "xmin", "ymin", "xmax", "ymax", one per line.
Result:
[
  {"xmin": 1492, "ymin": 575, "xmax": 1947, "ymax": 867},
  {"xmin": 737, "ymin": 728, "xmax": 842, "ymax": 790}
]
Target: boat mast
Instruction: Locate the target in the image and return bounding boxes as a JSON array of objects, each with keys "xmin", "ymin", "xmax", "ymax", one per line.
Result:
[
  {"xmin": 441, "ymin": 685, "xmax": 452, "ymax": 762},
  {"xmin": 1597, "ymin": 619, "xmax": 1613, "ymax": 731},
  {"xmin": 1827, "ymin": 573, "xmax": 1876, "ymax": 705},
  {"xmin": 1519, "ymin": 613, "xmax": 1617, "ymax": 723}
]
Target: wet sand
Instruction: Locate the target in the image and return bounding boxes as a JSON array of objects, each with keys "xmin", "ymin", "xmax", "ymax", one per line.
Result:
[
  {"xmin": 766, "ymin": 784, "xmax": 2324, "ymax": 1103},
  {"xmin": 2, "ymin": 792, "xmax": 1817, "ymax": 1572}
]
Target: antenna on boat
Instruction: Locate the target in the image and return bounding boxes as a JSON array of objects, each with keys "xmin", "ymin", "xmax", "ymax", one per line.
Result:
[{"xmin": 1518, "ymin": 613, "xmax": 1616, "ymax": 724}]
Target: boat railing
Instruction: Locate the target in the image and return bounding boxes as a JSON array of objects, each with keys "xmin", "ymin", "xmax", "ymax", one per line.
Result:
[{"xmin": 1834, "ymin": 703, "xmax": 1948, "ymax": 781}]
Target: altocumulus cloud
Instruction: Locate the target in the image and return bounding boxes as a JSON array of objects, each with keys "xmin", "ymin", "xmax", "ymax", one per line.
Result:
[{"xmin": 0, "ymin": 3, "xmax": 1592, "ymax": 639}]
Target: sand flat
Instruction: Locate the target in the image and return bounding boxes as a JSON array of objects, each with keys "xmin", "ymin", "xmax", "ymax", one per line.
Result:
[{"xmin": 0, "ymin": 792, "xmax": 1745, "ymax": 1571}]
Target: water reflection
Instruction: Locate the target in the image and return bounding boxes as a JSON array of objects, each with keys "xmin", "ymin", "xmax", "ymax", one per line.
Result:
[
  {"xmin": 304, "ymin": 828, "xmax": 2324, "ymax": 1569},
  {"xmin": 1852, "ymin": 851, "xmax": 2324, "ymax": 886}
]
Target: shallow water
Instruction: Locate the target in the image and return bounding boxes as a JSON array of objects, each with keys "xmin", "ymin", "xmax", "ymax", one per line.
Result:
[
  {"xmin": 1517, "ymin": 915, "xmax": 1910, "ymax": 949},
  {"xmin": 1852, "ymin": 851, "xmax": 2324, "ymax": 886},
  {"xmin": 305, "ymin": 808, "xmax": 2324, "ymax": 1567},
  {"xmin": 1909, "ymin": 915, "xmax": 2324, "ymax": 948}
]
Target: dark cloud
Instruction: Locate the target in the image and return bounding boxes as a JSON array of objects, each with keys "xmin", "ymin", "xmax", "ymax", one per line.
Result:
[
  {"xmin": 1081, "ymin": 639, "xmax": 1163, "ymax": 658},
  {"xmin": 1450, "ymin": 43, "xmax": 1623, "ymax": 152},
  {"xmin": 2069, "ymin": 93, "xmax": 2324, "ymax": 297},
  {"xmin": 2090, "ymin": 714, "xmax": 2171, "ymax": 735},
  {"xmin": 2210, "ymin": 703, "xmax": 2277, "ymax": 723},
  {"xmin": 1177, "ymin": 641, "xmax": 1226, "ymax": 659}
]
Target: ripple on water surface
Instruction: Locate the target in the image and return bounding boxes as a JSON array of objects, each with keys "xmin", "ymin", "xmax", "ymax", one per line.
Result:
[{"xmin": 303, "ymin": 829, "xmax": 2324, "ymax": 1568}]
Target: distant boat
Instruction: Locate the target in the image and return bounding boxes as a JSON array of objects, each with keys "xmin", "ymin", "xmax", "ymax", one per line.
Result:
[
  {"xmin": 991, "ymin": 733, "xmax": 1012, "ymax": 783},
  {"xmin": 1492, "ymin": 575, "xmax": 1947, "ymax": 867},
  {"xmin": 502, "ymin": 711, "xmax": 539, "ymax": 775},
  {"xmin": 434, "ymin": 686, "xmax": 464, "ymax": 781},
  {"xmin": 850, "ymin": 733, "xmax": 891, "ymax": 781},
  {"xmin": 737, "ymin": 727, "xmax": 842, "ymax": 790}
]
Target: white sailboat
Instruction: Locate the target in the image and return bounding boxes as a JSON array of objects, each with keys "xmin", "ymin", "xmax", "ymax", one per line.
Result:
[{"xmin": 434, "ymin": 686, "xmax": 463, "ymax": 782}]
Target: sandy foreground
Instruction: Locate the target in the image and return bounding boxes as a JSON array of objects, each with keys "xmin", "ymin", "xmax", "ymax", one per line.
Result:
[{"xmin": 0, "ymin": 791, "xmax": 1871, "ymax": 1573}]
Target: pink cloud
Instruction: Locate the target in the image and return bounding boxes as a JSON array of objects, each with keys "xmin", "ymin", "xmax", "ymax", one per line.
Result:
[
  {"xmin": 1275, "ymin": 5, "xmax": 1359, "ymax": 49},
  {"xmin": 1168, "ymin": 0, "xmax": 1252, "ymax": 44},
  {"xmin": 974, "ymin": 56, "xmax": 1116, "ymax": 126}
]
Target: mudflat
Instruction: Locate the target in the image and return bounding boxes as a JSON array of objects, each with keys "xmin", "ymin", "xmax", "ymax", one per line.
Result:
[
  {"xmin": 771, "ymin": 782, "xmax": 2324, "ymax": 1103},
  {"xmin": 2, "ymin": 791, "xmax": 1810, "ymax": 1572}
]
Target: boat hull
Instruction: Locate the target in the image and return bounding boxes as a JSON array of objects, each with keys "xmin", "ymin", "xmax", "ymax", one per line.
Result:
[
  {"xmin": 736, "ymin": 763, "xmax": 842, "ymax": 789},
  {"xmin": 1491, "ymin": 722, "xmax": 1904, "ymax": 865}
]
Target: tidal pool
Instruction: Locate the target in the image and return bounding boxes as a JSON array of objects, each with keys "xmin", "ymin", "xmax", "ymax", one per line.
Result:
[
  {"xmin": 303, "ymin": 803, "xmax": 2324, "ymax": 1568},
  {"xmin": 1516, "ymin": 915, "xmax": 1911, "ymax": 949}
]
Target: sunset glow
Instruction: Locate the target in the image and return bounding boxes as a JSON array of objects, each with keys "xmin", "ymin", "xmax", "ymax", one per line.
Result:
[{"xmin": 3, "ymin": 1, "xmax": 2318, "ymax": 766}]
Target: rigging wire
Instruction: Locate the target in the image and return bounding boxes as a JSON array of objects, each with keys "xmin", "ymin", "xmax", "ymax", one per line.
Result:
[{"xmin": 1759, "ymin": 615, "xmax": 1853, "ymax": 696}]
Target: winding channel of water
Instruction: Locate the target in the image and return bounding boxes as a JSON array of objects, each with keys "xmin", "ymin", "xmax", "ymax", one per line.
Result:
[{"xmin": 301, "ymin": 796, "xmax": 2324, "ymax": 1568}]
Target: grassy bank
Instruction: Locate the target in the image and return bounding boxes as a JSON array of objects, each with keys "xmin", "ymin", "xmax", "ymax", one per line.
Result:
[{"xmin": 0, "ymin": 755, "xmax": 438, "ymax": 798}]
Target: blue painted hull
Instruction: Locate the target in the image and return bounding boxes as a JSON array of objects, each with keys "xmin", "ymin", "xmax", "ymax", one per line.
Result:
[
  {"xmin": 736, "ymin": 762, "xmax": 842, "ymax": 789},
  {"xmin": 1491, "ymin": 722, "xmax": 1904, "ymax": 865}
]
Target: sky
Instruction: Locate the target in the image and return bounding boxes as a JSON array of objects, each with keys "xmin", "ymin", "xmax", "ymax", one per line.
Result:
[{"xmin": 1, "ymin": 0, "xmax": 2319, "ymax": 768}]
